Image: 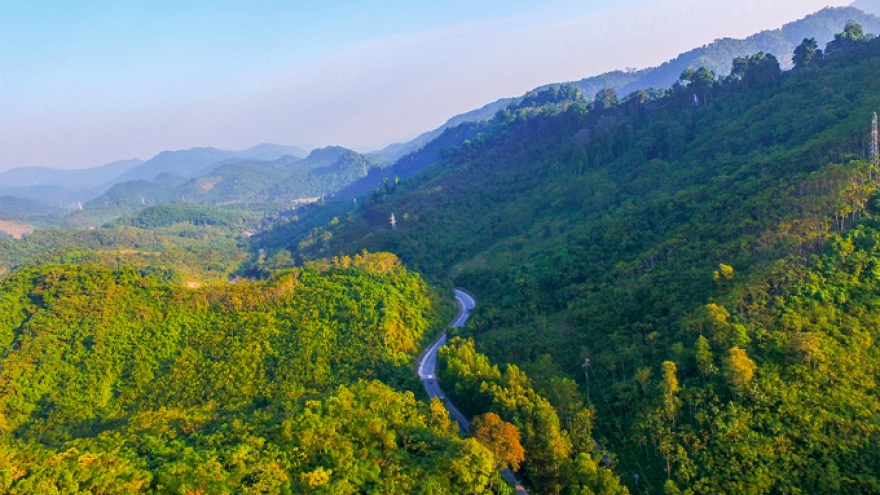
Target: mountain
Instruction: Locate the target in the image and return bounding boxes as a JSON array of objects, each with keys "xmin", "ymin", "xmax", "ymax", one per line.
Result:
[
  {"xmin": 0, "ymin": 145, "xmax": 307, "ymax": 208},
  {"xmin": 0, "ymin": 184, "xmax": 90, "ymax": 209},
  {"xmin": 336, "ymin": 121, "xmax": 490, "ymax": 201},
  {"xmin": 0, "ymin": 159, "xmax": 143, "ymax": 190},
  {"xmin": 233, "ymin": 142, "xmax": 309, "ymax": 161},
  {"xmin": 0, "ymin": 159, "xmax": 144, "ymax": 206},
  {"xmin": 370, "ymin": 6, "xmax": 880, "ymax": 173},
  {"xmin": 5, "ymin": 11, "xmax": 880, "ymax": 495},
  {"xmin": 88, "ymin": 146, "xmax": 383, "ymax": 208},
  {"xmin": 265, "ymin": 147, "xmax": 381, "ymax": 200},
  {"xmin": 372, "ymin": 98, "xmax": 516, "ymax": 163},
  {"xmin": 555, "ymin": 6, "xmax": 880, "ymax": 99},
  {"xmin": 288, "ymin": 27, "xmax": 880, "ymax": 494},
  {"xmin": 0, "ymin": 195, "xmax": 65, "ymax": 223},
  {"xmin": 113, "ymin": 144, "xmax": 307, "ymax": 184},
  {"xmin": 853, "ymin": 0, "xmax": 880, "ymax": 15}
]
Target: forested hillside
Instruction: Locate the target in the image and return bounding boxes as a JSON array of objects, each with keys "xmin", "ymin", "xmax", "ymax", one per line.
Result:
[
  {"xmin": 367, "ymin": 6, "xmax": 880, "ymax": 173},
  {"xmin": 559, "ymin": 6, "xmax": 880, "ymax": 99},
  {"xmin": 0, "ymin": 202, "xmax": 259, "ymax": 281},
  {"xmin": 0, "ymin": 253, "xmax": 527, "ymax": 494},
  {"xmin": 294, "ymin": 24, "xmax": 880, "ymax": 494}
]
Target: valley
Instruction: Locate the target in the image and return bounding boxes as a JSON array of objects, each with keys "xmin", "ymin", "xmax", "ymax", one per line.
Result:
[{"xmin": 3, "ymin": 5, "xmax": 880, "ymax": 495}]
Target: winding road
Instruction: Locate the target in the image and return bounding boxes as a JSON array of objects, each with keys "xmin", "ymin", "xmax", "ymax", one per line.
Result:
[{"xmin": 417, "ymin": 289, "xmax": 528, "ymax": 495}]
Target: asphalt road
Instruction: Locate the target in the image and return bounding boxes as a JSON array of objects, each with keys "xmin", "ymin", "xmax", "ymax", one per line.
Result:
[{"xmin": 417, "ymin": 289, "xmax": 528, "ymax": 495}]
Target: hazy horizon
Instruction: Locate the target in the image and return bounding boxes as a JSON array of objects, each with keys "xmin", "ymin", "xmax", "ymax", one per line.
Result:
[{"xmin": 0, "ymin": 0, "xmax": 856, "ymax": 171}]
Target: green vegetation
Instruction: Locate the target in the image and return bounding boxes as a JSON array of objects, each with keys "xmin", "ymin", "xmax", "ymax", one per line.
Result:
[
  {"xmin": 113, "ymin": 202, "xmax": 254, "ymax": 230},
  {"xmin": 0, "ymin": 196, "xmax": 65, "ymax": 224},
  {"xmin": 296, "ymin": 25, "xmax": 880, "ymax": 494},
  {"xmin": 0, "ymin": 254, "xmax": 513, "ymax": 493},
  {"xmin": 4, "ymin": 18, "xmax": 880, "ymax": 495},
  {"xmin": 0, "ymin": 222, "xmax": 251, "ymax": 282},
  {"xmin": 558, "ymin": 7, "xmax": 880, "ymax": 104},
  {"xmin": 439, "ymin": 338, "xmax": 628, "ymax": 495},
  {"xmin": 0, "ymin": 202, "xmax": 277, "ymax": 285}
]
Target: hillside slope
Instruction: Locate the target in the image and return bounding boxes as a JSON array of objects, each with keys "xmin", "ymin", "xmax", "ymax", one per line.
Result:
[
  {"xmin": 87, "ymin": 147, "xmax": 383, "ymax": 211},
  {"xmin": 296, "ymin": 27, "xmax": 880, "ymax": 494},
  {"xmin": 370, "ymin": 6, "xmax": 880, "ymax": 175},
  {"xmin": 0, "ymin": 255, "xmax": 520, "ymax": 494}
]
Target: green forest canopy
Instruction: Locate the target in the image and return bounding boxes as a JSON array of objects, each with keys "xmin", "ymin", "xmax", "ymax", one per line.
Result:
[
  {"xmin": 0, "ymin": 253, "xmax": 528, "ymax": 494},
  {"xmin": 294, "ymin": 25, "xmax": 880, "ymax": 494}
]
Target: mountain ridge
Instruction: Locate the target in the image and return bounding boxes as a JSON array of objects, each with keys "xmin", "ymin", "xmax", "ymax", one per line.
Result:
[
  {"xmin": 291, "ymin": 27, "xmax": 880, "ymax": 494},
  {"xmin": 0, "ymin": 144, "xmax": 308, "ymax": 209},
  {"xmin": 369, "ymin": 6, "xmax": 880, "ymax": 171},
  {"xmin": 87, "ymin": 146, "xmax": 383, "ymax": 209}
]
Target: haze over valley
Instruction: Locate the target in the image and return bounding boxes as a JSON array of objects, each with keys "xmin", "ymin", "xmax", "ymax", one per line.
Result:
[{"xmin": 2, "ymin": 2, "xmax": 880, "ymax": 494}]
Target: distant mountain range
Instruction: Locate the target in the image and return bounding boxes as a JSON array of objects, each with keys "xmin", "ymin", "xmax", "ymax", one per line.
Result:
[
  {"xmin": 0, "ymin": 159, "xmax": 143, "ymax": 190},
  {"xmin": 3, "ymin": 5, "xmax": 878, "ymax": 222},
  {"xmin": 87, "ymin": 146, "xmax": 383, "ymax": 209},
  {"xmin": 371, "ymin": 98, "xmax": 516, "ymax": 163},
  {"xmin": 553, "ymin": 6, "xmax": 880, "ymax": 100},
  {"xmin": 0, "ymin": 196, "xmax": 66, "ymax": 222},
  {"xmin": 112, "ymin": 144, "xmax": 308, "ymax": 184},
  {"xmin": 0, "ymin": 144, "xmax": 307, "ymax": 209}
]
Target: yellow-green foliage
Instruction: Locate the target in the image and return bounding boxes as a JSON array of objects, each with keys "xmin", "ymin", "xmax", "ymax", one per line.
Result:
[{"xmin": 0, "ymin": 254, "xmax": 506, "ymax": 494}]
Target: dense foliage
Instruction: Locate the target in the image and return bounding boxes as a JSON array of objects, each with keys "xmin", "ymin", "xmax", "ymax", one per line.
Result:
[
  {"xmin": 439, "ymin": 338, "xmax": 628, "ymax": 495},
  {"xmin": 0, "ymin": 253, "xmax": 513, "ymax": 493},
  {"xmin": 0, "ymin": 223, "xmax": 250, "ymax": 282},
  {"xmin": 4, "ymin": 17, "xmax": 880, "ymax": 495},
  {"xmin": 298, "ymin": 27, "xmax": 880, "ymax": 494},
  {"xmin": 113, "ymin": 202, "xmax": 253, "ymax": 230}
]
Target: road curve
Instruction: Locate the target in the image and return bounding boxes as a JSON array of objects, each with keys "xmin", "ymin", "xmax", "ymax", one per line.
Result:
[{"xmin": 417, "ymin": 289, "xmax": 528, "ymax": 495}]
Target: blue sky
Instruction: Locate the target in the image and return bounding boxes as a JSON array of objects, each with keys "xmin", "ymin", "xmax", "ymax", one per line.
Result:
[{"xmin": 0, "ymin": 0, "xmax": 852, "ymax": 169}]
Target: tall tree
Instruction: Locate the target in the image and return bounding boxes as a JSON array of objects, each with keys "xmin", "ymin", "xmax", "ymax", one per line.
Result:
[
  {"xmin": 793, "ymin": 37, "xmax": 822, "ymax": 68},
  {"xmin": 594, "ymin": 88, "xmax": 619, "ymax": 109},
  {"xmin": 472, "ymin": 412, "xmax": 526, "ymax": 472}
]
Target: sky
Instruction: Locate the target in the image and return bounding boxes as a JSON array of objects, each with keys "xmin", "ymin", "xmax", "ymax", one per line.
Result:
[{"xmin": 0, "ymin": 0, "xmax": 854, "ymax": 171}]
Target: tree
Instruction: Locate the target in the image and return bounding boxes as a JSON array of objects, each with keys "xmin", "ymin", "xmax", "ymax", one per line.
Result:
[
  {"xmin": 826, "ymin": 21, "xmax": 871, "ymax": 57},
  {"xmin": 694, "ymin": 335, "xmax": 716, "ymax": 377},
  {"xmin": 793, "ymin": 38, "xmax": 822, "ymax": 68},
  {"xmin": 713, "ymin": 263, "xmax": 735, "ymax": 281},
  {"xmin": 728, "ymin": 52, "xmax": 781, "ymax": 87},
  {"xmin": 429, "ymin": 396, "xmax": 454, "ymax": 435},
  {"xmin": 594, "ymin": 88, "xmax": 619, "ymax": 109},
  {"xmin": 723, "ymin": 347, "xmax": 757, "ymax": 395},
  {"xmin": 659, "ymin": 361, "xmax": 680, "ymax": 423},
  {"xmin": 680, "ymin": 67, "xmax": 715, "ymax": 105},
  {"xmin": 730, "ymin": 56, "xmax": 750, "ymax": 81},
  {"xmin": 679, "ymin": 68, "xmax": 696, "ymax": 85},
  {"xmin": 840, "ymin": 20, "xmax": 865, "ymax": 41},
  {"xmin": 472, "ymin": 412, "xmax": 526, "ymax": 472}
]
